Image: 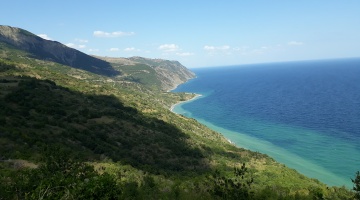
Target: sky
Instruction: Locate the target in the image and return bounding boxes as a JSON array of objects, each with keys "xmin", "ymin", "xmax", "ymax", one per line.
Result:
[{"xmin": 1, "ymin": 0, "xmax": 360, "ymax": 68}]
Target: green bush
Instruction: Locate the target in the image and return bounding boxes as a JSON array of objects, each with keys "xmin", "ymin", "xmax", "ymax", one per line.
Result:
[
  {"xmin": 0, "ymin": 147, "xmax": 122, "ymax": 199},
  {"xmin": 209, "ymin": 163, "xmax": 254, "ymax": 200}
]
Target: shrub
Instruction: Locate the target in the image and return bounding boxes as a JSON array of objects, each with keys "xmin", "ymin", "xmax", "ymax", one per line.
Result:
[{"xmin": 0, "ymin": 146, "xmax": 122, "ymax": 199}]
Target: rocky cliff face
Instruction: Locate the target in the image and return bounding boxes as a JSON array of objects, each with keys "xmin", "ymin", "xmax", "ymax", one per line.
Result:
[
  {"xmin": 129, "ymin": 57, "xmax": 196, "ymax": 91},
  {"xmin": 0, "ymin": 25, "xmax": 119, "ymax": 76},
  {"xmin": 96, "ymin": 56, "xmax": 196, "ymax": 91}
]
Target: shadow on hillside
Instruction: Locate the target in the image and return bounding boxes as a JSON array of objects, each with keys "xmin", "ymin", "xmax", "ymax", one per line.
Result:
[
  {"xmin": 1, "ymin": 38, "xmax": 120, "ymax": 77},
  {"xmin": 28, "ymin": 41, "xmax": 121, "ymax": 77},
  {"xmin": 0, "ymin": 76, "xmax": 210, "ymax": 176}
]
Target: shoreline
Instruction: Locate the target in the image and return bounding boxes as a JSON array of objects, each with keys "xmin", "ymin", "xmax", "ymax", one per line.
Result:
[
  {"xmin": 165, "ymin": 66, "xmax": 354, "ymax": 188},
  {"xmin": 196, "ymin": 117, "xmax": 351, "ymax": 187},
  {"xmin": 168, "ymin": 90, "xmax": 351, "ymax": 188},
  {"xmin": 170, "ymin": 93, "xmax": 203, "ymax": 113},
  {"xmin": 169, "ymin": 101, "xmax": 351, "ymax": 188},
  {"xmin": 166, "ymin": 75, "xmax": 197, "ymax": 93},
  {"xmin": 171, "ymin": 98, "xmax": 351, "ymax": 187}
]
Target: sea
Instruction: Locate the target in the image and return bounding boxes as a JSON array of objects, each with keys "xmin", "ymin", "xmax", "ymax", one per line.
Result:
[{"xmin": 172, "ymin": 58, "xmax": 360, "ymax": 188}]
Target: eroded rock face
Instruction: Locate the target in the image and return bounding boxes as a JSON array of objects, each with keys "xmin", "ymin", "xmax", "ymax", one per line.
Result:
[
  {"xmin": 99, "ymin": 56, "xmax": 196, "ymax": 91},
  {"xmin": 129, "ymin": 57, "xmax": 195, "ymax": 91},
  {"xmin": 0, "ymin": 25, "xmax": 119, "ymax": 76}
]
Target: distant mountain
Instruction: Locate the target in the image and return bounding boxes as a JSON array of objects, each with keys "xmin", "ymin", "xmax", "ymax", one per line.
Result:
[
  {"xmin": 129, "ymin": 56, "xmax": 196, "ymax": 90},
  {"xmin": 95, "ymin": 56, "xmax": 196, "ymax": 91},
  {"xmin": 0, "ymin": 25, "xmax": 119, "ymax": 76}
]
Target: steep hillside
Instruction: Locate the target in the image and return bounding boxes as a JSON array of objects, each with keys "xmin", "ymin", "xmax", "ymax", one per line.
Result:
[
  {"xmin": 0, "ymin": 25, "xmax": 119, "ymax": 76},
  {"xmin": 96, "ymin": 56, "xmax": 196, "ymax": 91},
  {"xmin": 0, "ymin": 76, "xmax": 206, "ymax": 173},
  {"xmin": 129, "ymin": 56, "xmax": 196, "ymax": 91}
]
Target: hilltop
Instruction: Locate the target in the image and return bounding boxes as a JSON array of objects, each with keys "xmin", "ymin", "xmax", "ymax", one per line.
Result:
[
  {"xmin": 94, "ymin": 55, "xmax": 195, "ymax": 91},
  {"xmin": 0, "ymin": 26, "xmax": 355, "ymax": 199}
]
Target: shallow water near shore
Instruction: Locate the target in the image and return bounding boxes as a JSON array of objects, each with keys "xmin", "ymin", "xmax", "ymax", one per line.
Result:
[{"xmin": 172, "ymin": 58, "xmax": 360, "ymax": 188}]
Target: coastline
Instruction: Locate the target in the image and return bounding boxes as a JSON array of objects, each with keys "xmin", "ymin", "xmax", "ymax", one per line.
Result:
[
  {"xmin": 194, "ymin": 117, "xmax": 351, "ymax": 187},
  {"xmin": 167, "ymin": 75, "xmax": 197, "ymax": 93},
  {"xmin": 166, "ymin": 63, "xmax": 357, "ymax": 188},
  {"xmin": 168, "ymin": 74, "xmax": 201, "ymax": 113},
  {"xmin": 170, "ymin": 93, "xmax": 202, "ymax": 113},
  {"xmin": 170, "ymin": 97, "xmax": 351, "ymax": 187},
  {"xmin": 168, "ymin": 93, "xmax": 352, "ymax": 188}
]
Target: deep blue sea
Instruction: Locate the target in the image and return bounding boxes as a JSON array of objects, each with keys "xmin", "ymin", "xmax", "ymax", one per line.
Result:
[{"xmin": 172, "ymin": 58, "xmax": 360, "ymax": 188}]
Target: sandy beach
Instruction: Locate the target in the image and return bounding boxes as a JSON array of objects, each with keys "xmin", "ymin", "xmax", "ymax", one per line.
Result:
[{"xmin": 170, "ymin": 94, "xmax": 202, "ymax": 113}]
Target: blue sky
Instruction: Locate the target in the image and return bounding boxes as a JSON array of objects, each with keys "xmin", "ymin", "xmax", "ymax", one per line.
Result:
[{"xmin": 1, "ymin": 0, "xmax": 360, "ymax": 68}]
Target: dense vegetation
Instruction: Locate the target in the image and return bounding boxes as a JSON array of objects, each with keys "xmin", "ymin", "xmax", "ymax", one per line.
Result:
[{"xmin": 0, "ymin": 40, "xmax": 358, "ymax": 199}]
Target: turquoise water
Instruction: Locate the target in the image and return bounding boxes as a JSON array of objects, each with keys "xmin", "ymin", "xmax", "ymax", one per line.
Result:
[{"xmin": 172, "ymin": 58, "xmax": 360, "ymax": 188}]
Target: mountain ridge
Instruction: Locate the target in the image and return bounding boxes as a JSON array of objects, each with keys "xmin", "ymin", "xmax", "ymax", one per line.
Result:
[
  {"xmin": 0, "ymin": 25, "xmax": 195, "ymax": 91},
  {"xmin": 95, "ymin": 55, "xmax": 195, "ymax": 91}
]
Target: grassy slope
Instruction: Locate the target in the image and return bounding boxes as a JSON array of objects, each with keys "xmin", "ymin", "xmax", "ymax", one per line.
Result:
[{"xmin": 0, "ymin": 44, "xmax": 354, "ymax": 199}]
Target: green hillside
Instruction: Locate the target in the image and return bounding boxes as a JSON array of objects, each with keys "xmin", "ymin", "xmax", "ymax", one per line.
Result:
[
  {"xmin": 95, "ymin": 55, "xmax": 196, "ymax": 91},
  {"xmin": 0, "ymin": 28, "xmax": 357, "ymax": 199}
]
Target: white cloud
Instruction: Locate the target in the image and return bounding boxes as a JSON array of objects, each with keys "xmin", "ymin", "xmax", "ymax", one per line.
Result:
[
  {"xmin": 93, "ymin": 30, "xmax": 135, "ymax": 38},
  {"xmin": 78, "ymin": 45, "xmax": 86, "ymax": 49},
  {"xmin": 66, "ymin": 43, "xmax": 75, "ymax": 48},
  {"xmin": 204, "ymin": 45, "xmax": 216, "ymax": 50},
  {"xmin": 109, "ymin": 48, "xmax": 120, "ymax": 52},
  {"xmin": 233, "ymin": 46, "xmax": 249, "ymax": 52},
  {"xmin": 176, "ymin": 52, "xmax": 194, "ymax": 56},
  {"xmin": 37, "ymin": 34, "xmax": 52, "ymax": 40},
  {"xmin": 288, "ymin": 41, "xmax": 304, "ymax": 46},
  {"xmin": 88, "ymin": 48, "xmax": 99, "ymax": 52},
  {"xmin": 204, "ymin": 45, "xmax": 230, "ymax": 51},
  {"xmin": 204, "ymin": 45, "xmax": 231, "ymax": 55},
  {"xmin": 158, "ymin": 44, "xmax": 180, "ymax": 52},
  {"xmin": 202, "ymin": 41, "xmax": 303, "ymax": 59},
  {"xmin": 124, "ymin": 47, "xmax": 140, "ymax": 52},
  {"xmin": 124, "ymin": 47, "xmax": 135, "ymax": 51},
  {"xmin": 219, "ymin": 45, "xmax": 230, "ymax": 50},
  {"xmin": 75, "ymin": 38, "xmax": 88, "ymax": 43}
]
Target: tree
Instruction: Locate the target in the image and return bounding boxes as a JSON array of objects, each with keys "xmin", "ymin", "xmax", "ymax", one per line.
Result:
[
  {"xmin": 352, "ymin": 171, "xmax": 360, "ymax": 200},
  {"xmin": 210, "ymin": 163, "xmax": 254, "ymax": 200},
  {"xmin": 0, "ymin": 146, "xmax": 122, "ymax": 199}
]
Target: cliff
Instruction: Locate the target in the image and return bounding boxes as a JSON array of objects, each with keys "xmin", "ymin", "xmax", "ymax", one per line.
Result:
[{"xmin": 96, "ymin": 56, "xmax": 195, "ymax": 91}]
